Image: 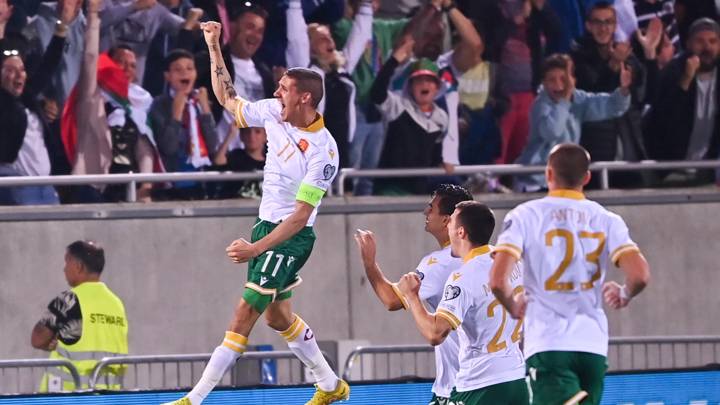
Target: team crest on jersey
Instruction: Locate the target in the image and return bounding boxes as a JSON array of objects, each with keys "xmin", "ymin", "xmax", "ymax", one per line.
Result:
[
  {"xmin": 297, "ymin": 139, "xmax": 309, "ymax": 153},
  {"xmin": 443, "ymin": 285, "xmax": 461, "ymax": 301},
  {"xmin": 415, "ymin": 270, "xmax": 425, "ymax": 280},
  {"xmin": 323, "ymin": 164, "xmax": 336, "ymax": 180}
]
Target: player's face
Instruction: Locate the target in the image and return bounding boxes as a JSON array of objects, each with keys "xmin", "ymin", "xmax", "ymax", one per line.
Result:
[
  {"xmin": 423, "ymin": 196, "xmax": 447, "ymax": 235},
  {"xmin": 274, "ymin": 75, "xmax": 304, "ymax": 122},
  {"xmin": 164, "ymin": 57, "xmax": 197, "ymax": 95}
]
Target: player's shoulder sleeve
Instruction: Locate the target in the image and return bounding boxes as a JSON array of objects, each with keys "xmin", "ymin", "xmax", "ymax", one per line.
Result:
[
  {"xmin": 296, "ymin": 133, "xmax": 340, "ymax": 207},
  {"xmin": 495, "ymin": 205, "xmax": 530, "ymax": 261},
  {"xmin": 417, "ymin": 251, "xmax": 454, "ymax": 302},
  {"xmin": 436, "ymin": 270, "xmax": 472, "ymax": 330},
  {"xmin": 235, "ymin": 98, "xmax": 281, "ymax": 128},
  {"xmin": 605, "ymin": 209, "xmax": 641, "ymax": 266}
]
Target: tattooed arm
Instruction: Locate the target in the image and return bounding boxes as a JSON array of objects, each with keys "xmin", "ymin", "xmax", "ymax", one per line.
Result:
[{"xmin": 201, "ymin": 21, "xmax": 242, "ymax": 115}]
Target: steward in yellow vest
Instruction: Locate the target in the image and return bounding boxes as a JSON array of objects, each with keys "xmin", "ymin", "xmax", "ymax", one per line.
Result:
[{"xmin": 31, "ymin": 240, "xmax": 128, "ymax": 392}]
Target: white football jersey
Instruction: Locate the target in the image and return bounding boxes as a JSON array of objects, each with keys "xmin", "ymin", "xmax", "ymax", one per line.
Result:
[
  {"xmin": 495, "ymin": 190, "xmax": 640, "ymax": 358},
  {"xmin": 436, "ymin": 246, "xmax": 526, "ymax": 392},
  {"xmin": 235, "ymin": 99, "xmax": 339, "ymax": 226},
  {"xmin": 414, "ymin": 245, "xmax": 462, "ymax": 398}
]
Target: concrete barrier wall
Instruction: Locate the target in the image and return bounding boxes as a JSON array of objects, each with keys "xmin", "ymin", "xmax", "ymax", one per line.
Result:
[{"xmin": 1, "ymin": 192, "xmax": 719, "ymax": 360}]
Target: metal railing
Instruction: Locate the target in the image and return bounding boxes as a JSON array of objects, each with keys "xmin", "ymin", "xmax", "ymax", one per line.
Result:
[
  {"xmin": 336, "ymin": 160, "xmax": 720, "ymax": 194},
  {"xmin": 607, "ymin": 335, "xmax": 720, "ymax": 371},
  {"xmin": 0, "ymin": 359, "xmax": 80, "ymax": 394},
  {"xmin": 89, "ymin": 350, "xmax": 336, "ymax": 390},
  {"xmin": 341, "ymin": 336, "xmax": 720, "ymax": 381},
  {"xmin": 0, "ymin": 171, "xmax": 263, "ymax": 202},
  {"xmin": 342, "ymin": 344, "xmax": 435, "ymax": 382},
  {"xmin": 0, "ymin": 160, "xmax": 718, "ymax": 203}
]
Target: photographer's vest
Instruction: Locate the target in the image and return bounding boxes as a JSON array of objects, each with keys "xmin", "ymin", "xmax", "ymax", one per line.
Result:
[{"xmin": 41, "ymin": 282, "xmax": 128, "ymax": 392}]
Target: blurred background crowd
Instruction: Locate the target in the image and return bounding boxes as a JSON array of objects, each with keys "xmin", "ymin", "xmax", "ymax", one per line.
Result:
[{"xmin": 0, "ymin": 0, "xmax": 718, "ymax": 204}]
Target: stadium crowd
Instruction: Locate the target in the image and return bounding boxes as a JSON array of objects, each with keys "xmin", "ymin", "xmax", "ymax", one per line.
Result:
[{"xmin": 0, "ymin": 0, "xmax": 718, "ymax": 204}]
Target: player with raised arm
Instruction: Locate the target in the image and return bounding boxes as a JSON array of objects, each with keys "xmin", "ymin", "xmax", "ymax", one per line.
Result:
[
  {"xmin": 490, "ymin": 143, "xmax": 651, "ymax": 405},
  {"xmin": 396, "ymin": 201, "xmax": 528, "ymax": 404},
  {"xmin": 354, "ymin": 184, "xmax": 473, "ymax": 404},
  {"xmin": 163, "ymin": 22, "xmax": 346, "ymax": 405}
]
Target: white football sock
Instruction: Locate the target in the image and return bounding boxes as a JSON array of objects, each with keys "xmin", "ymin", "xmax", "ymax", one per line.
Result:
[
  {"xmin": 187, "ymin": 332, "xmax": 247, "ymax": 404},
  {"xmin": 279, "ymin": 314, "xmax": 339, "ymax": 392}
]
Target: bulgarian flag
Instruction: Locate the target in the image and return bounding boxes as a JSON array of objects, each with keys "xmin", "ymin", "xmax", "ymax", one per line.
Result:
[{"xmin": 61, "ymin": 53, "xmax": 128, "ymax": 167}]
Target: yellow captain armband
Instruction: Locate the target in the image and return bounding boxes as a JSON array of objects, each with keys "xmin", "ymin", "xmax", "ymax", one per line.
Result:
[{"xmin": 296, "ymin": 183, "xmax": 326, "ymax": 207}]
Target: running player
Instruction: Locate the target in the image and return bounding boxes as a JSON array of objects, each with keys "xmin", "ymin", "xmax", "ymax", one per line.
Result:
[
  {"xmin": 490, "ymin": 143, "xmax": 651, "ymax": 405},
  {"xmin": 397, "ymin": 201, "xmax": 529, "ymax": 404},
  {"xmin": 354, "ymin": 184, "xmax": 473, "ymax": 404},
  {"xmin": 164, "ymin": 22, "xmax": 346, "ymax": 405}
]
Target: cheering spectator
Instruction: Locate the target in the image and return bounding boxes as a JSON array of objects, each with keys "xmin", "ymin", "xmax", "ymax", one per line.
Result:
[
  {"xmin": 213, "ymin": 127, "xmax": 266, "ymax": 199},
  {"xmin": 645, "ymin": 18, "xmax": 720, "ymax": 182},
  {"xmin": 98, "ymin": 0, "xmax": 203, "ymax": 84},
  {"xmin": 371, "ymin": 37, "xmax": 449, "ymax": 195},
  {"xmin": 457, "ymin": 31, "xmax": 508, "ymax": 165},
  {"xmin": 0, "ymin": 7, "xmax": 67, "ymax": 205},
  {"xmin": 571, "ymin": 2, "xmax": 656, "ymax": 168},
  {"xmin": 23, "ymin": 0, "xmax": 84, "ymax": 106},
  {"xmin": 197, "ymin": 3, "xmax": 274, "ymax": 157},
  {"xmin": 516, "ymin": 54, "xmax": 631, "ymax": 191},
  {"xmin": 633, "ymin": 0, "xmax": 680, "ymax": 47},
  {"xmin": 490, "ymin": 0, "xmax": 561, "ymax": 164},
  {"xmin": 333, "ymin": 0, "xmax": 409, "ymax": 195},
  {"xmin": 62, "ymin": 0, "xmax": 157, "ymax": 202},
  {"xmin": 150, "ymin": 49, "xmax": 218, "ymax": 199},
  {"xmin": 286, "ymin": 0, "xmax": 372, "ymax": 169},
  {"xmin": 143, "ymin": 1, "xmax": 203, "ymax": 96}
]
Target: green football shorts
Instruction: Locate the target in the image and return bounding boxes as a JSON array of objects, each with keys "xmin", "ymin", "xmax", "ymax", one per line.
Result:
[
  {"xmin": 242, "ymin": 218, "xmax": 316, "ymax": 313},
  {"xmin": 526, "ymin": 351, "xmax": 607, "ymax": 405},
  {"xmin": 449, "ymin": 378, "xmax": 529, "ymax": 405},
  {"xmin": 428, "ymin": 394, "xmax": 449, "ymax": 405}
]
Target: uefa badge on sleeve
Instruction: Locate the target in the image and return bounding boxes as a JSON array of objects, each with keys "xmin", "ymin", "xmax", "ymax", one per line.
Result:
[{"xmin": 323, "ymin": 164, "xmax": 336, "ymax": 180}]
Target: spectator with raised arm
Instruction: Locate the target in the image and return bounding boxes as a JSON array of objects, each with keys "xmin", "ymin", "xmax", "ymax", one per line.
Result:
[
  {"xmin": 98, "ymin": 0, "xmax": 203, "ymax": 84},
  {"xmin": 286, "ymin": 0, "xmax": 372, "ymax": 169},
  {"xmin": 516, "ymin": 54, "xmax": 631, "ymax": 191},
  {"xmin": 196, "ymin": 3, "xmax": 274, "ymax": 159},
  {"xmin": 62, "ymin": 0, "xmax": 157, "ymax": 202},
  {"xmin": 371, "ymin": 36, "xmax": 449, "ymax": 195},
  {"xmin": 488, "ymin": 0, "xmax": 561, "ymax": 165},
  {"xmin": 571, "ymin": 2, "xmax": 656, "ymax": 183},
  {"xmin": 150, "ymin": 49, "xmax": 218, "ymax": 199},
  {"xmin": 645, "ymin": 18, "xmax": 720, "ymax": 184},
  {"xmin": 0, "ymin": 2, "xmax": 68, "ymax": 205},
  {"xmin": 23, "ymin": 0, "xmax": 84, "ymax": 107}
]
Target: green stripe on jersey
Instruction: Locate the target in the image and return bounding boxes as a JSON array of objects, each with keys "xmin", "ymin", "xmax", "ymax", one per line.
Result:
[{"xmin": 296, "ymin": 183, "xmax": 325, "ymax": 207}]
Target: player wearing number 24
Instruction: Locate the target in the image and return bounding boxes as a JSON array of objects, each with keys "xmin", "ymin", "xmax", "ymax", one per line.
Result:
[
  {"xmin": 490, "ymin": 143, "xmax": 651, "ymax": 405},
  {"xmin": 396, "ymin": 200, "xmax": 530, "ymax": 404}
]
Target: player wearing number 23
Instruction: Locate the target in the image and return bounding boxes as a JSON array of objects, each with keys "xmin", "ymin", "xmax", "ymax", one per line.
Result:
[
  {"xmin": 397, "ymin": 201, "xmax": 529, "ymax": 404},
  {"xmin": 490, "ymin": 144, "xmax": 651, "ymax": 405}
]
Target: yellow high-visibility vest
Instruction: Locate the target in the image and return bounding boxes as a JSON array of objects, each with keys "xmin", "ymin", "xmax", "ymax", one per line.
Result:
[{"xmin": 40, "ymin": 281, "xmax": 128, "ymax": 392}]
